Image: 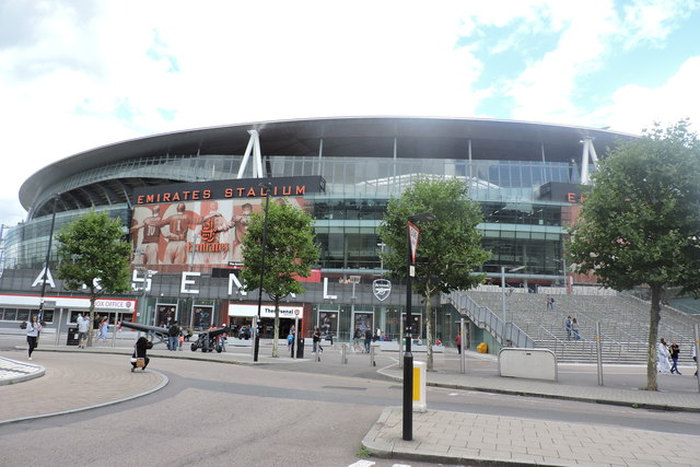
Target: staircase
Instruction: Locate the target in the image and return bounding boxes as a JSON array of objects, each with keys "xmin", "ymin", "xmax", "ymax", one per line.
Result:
[{"xmin": 464, "ymin": 291, "xmax": 700, "ymax": 364}]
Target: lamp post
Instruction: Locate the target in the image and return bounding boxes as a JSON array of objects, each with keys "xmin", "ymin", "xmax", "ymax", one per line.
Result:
[
  {"xmin": 403, "ymin": 212, "xmax": 436, "ymax": 441},
  {"xmin": 253, "ymin": 181, "xmax": 273, "ymax": 363},
  {"xmin": 38, "ymin": 195, "xmax": 59, "ymax": 322}
]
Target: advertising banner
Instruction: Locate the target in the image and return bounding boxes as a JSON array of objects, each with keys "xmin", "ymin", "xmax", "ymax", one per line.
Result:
[{"xmin": 130, "ymin": 196, "xmax": 307, "ymax": 273}]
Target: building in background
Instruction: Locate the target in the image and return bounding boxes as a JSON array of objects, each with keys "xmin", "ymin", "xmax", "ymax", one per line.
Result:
[{"xmin": 0, "ymin": 117, "xmax": 635, "ymax": 342}]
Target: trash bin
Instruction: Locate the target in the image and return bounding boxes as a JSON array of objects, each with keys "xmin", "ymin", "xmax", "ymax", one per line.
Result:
[
  {"xmin": 296, "ymin": 337, "xmax": 304, "ymax": 358},
  {"xmin": 66, "ymin": 327, "xmax": 80, "ymax": 346}
]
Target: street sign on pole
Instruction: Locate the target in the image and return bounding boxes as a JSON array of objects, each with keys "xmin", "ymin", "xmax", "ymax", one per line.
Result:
[{"xmin": 408, "ymin": 221, "xmax": 420, "ymax": 263}]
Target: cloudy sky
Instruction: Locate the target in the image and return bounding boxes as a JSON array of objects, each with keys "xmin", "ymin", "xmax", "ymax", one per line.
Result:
[{"xmin": 1, "ymin": 0, "xmax": 699, "ymax": 227}]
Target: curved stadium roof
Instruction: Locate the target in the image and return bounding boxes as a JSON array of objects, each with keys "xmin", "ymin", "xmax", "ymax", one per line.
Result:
[{"xmin": 20, "ymin": 116, "xmax": 637, "ymax": 219}]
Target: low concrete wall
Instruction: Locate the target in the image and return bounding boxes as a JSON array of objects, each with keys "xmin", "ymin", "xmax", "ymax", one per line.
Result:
[{"xmin": 498, "ymin": 347, "xmax": 557, "ymax": 381}]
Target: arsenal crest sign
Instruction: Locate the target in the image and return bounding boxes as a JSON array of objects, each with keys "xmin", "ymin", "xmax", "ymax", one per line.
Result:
[{"xmin": 372, "ymin": 279, "xmax": 392, "ymax": 301}]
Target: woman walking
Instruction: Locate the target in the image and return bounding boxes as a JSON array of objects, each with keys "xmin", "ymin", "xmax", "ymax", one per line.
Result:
[{"xmin": 26, "ymin": 315, "xmax": 42, "ymax": 360}]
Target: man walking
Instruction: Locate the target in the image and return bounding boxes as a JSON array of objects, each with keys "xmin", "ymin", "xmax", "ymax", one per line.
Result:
[
  {"xmin": 670, "ymin": 341, "xmax": 681, "ymax": 375},
  {"xmin": 565, "ymin": 316, "xmax": 572, "ymax": 340},
  {"xmin": 76, "ymin": 313, "xmax": 89, "ymax": 349},
  {"xmin": 168, "ymin": 321, "xmax": 180, "ymax": 351}
]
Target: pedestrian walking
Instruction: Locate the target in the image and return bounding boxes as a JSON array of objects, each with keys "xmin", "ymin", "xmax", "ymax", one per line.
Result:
[
  {"xmin": 168, "ymin": 321, "xmax": 180, "ymax": 351},
  {"xmin": 97, "ymin": 318, "xmax": 109, "ymax": 343},
  {"xmin": 656, "ymin": 338, "xmax": 671, "ymax": 373},
  {"xmin": 352, "ymin": 328, "xmax": 362, "ymax": 353},
  {"xmin": 571, "ymin": 318, "xmax": 581, "ymax": 340},
  {"xmin": 76, "ymin": 313, "xmax": 89, "ymax": 348},
  {"xmin": 364, "ymin": 328, "xmax": 372, "ymax": 353},
  {"xmin": 565, "ymin": 316, "xmax": 572, "ymax": 340},
  {"xmin": 669, "ymin": 341, "xmax": 681, "ymax": 375},
  {"xmin": 455, "ymin": 333, "xmax": 462, "ymax": 354},
  {"xmin": 287, "ymin": 330, "xmax": 295, "ymax": 352},
  {"xmin": 692, "ymin": 343, "xmax": 697, "ymax": 376},
  {"xmin": 26, "ymin": 315, "xmax": 42, "ymax": 360},
  {"xmin": 219, "ymin": 324, "xmax": 227, "ymax": 352},
  {"xmin": 312, "ymin": 327, "xmax": 323, "ymax": 353}
]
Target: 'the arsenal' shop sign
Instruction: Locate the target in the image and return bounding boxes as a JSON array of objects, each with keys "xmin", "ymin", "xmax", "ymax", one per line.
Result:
[{"xmin": 131, "ymin": 176, "xmax": 326, "ymax": 205}]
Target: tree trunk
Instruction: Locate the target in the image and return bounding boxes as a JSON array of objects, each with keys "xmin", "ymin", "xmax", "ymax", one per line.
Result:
[
  {"xmin": 272, "ymin": 301, "xmax": 280, "ymax": 358},
  {"xmin": 425, "ymin": 292, "xmax": 434, "ymax": 371},
  {"xmin": 645, "ymin": 285, "xmax": 663, "ymax": 391},
  {"xmin": 87, "ymin": 296, "xmax": 96, "ymax": 347}
]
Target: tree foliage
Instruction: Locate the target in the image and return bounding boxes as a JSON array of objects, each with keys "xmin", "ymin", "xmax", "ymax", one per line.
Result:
[
  {"xmin": 378, "ymin": 178, "xmax": 489, "ymax": 370},
  {"xmin": 240, "ymin": 199, "xmax": 319, "ymax": 357},
  {"xmin": 567, "ymin": 120, "xmax": 700, "ymax": 390},
  {"xmin": 56, "ymin": 210, "xmax": 132, "ymax": 346}
]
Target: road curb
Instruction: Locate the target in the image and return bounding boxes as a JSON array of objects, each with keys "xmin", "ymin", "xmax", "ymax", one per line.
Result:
[{"xmin": 0, "ymin": 357, "xmax": 45, "ymax": 387}]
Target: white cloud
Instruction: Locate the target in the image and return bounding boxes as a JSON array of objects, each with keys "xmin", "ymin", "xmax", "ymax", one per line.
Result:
[
  {"xmin": 0, "ymin": 0, "xmax": 699, "ymax": 227},
  {"xmin": 593, "ymin": 55, "xmax": 700, "ymax": 133},
  {"xmin": 621, "ymin": 0, "xmax": 699, "ymax": 48}
]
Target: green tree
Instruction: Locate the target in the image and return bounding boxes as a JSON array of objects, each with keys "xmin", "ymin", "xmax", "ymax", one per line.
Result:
[
  {"xmin": 56, "ymin": 210, "xmax": 132, "ymax": 347},
  {"xmin": 240, "ymin": 199, "xmax": 320, "ymax": 358},
  {"xmin": 567, "ymin": 120, "xmax": 700, "ymax": 391},
  {"xmin": 379, "ymin": 178, "xmax": 489, "ymax": 371}
]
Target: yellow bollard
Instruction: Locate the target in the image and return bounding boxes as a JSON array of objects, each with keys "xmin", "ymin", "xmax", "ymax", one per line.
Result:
[{"xmin": 413, "ymin": 361, "xmax": 427, "ymax": 412}]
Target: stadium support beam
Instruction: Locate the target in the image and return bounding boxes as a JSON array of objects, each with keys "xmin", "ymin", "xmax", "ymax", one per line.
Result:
[
  {"xmin": 580, "ymin": 137, "xmax": 599, "ymax": 185},
  {"xmin": 237, "ymin": 130, "xmax": 264, "ymax": 179}
]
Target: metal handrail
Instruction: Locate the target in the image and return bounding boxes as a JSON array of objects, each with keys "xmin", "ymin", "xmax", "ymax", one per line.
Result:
[{"xmin": 444, "ymin": 290, "xmax": 535, "ymax": 348}]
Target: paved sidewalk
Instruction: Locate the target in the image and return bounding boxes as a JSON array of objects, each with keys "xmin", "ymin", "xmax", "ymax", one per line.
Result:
[
  {"xmin": 378, "ymin": 361, "xmax": 700, "ymax": 412},
  {"xmin": 0, "ymin": 352, "xmax": 166, "ymax": 424},
  {"xmin": 2, "ymin": 342, "xmax": 700, "ymax": 466},
  {"xmin": 362, "ymin": 407, "xmax": 700, "ymax": 466}
]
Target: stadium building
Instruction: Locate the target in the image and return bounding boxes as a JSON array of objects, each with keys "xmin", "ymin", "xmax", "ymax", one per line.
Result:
[{"xmin": 0, "ymin": 117, "xmax": 636, "ymax": 347}]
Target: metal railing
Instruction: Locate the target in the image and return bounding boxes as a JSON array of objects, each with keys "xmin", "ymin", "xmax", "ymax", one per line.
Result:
[{"xmin": 444, "ymin": 290, "xmax": 535, "ymax": 348}]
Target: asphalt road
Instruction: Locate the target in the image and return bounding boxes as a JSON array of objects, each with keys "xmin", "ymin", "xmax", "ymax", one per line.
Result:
[{"xmin": 2, "ymin": 349, "xmax": 699, "ymax": 467}]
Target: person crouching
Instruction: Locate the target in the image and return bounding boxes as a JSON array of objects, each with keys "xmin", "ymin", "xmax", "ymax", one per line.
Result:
[{"xmin": 131, "ymin": 336, "xmax": 153, "ymax": 372}]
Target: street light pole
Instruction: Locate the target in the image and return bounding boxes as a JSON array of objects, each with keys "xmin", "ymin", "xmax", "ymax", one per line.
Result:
[
  {"xmin": 403, "ymin": 212, "xmax": 435, "ymax": 442},
  {"xmin": 254, "ymin": 181, "xmax": 272, "ymax": 363},
  {"xmin": 38, "ymin": 195, "xmax": 59, "ymax": 322},
  {"xmin": 403, "ymin": 222, "xmax": 414, "ymax": 441}
]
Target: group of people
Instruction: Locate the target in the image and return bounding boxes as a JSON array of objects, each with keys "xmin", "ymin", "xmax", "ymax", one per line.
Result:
[
  {"xmin": 656, "ymin": 338, "xmax": 693, "ymax": 375},
  {"xmin": 564, "ymin": 316, "xmax": 581, "ymax": 340},
  {"xmin": 546, "ymin": 295, "xmax": 555, "ymax": 310},
  {"xmin": 351, "ymin": 327, "xmax": 380, "ymax": 353}
]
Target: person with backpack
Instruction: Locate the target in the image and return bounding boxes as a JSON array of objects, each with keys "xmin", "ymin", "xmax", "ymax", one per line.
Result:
[{"xmin": 168, "ymin": 321, "xmax": 180, "ymax": 351}]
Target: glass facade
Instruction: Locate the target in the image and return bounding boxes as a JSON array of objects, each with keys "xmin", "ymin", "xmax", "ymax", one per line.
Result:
[{"xmin": 5, "ymin": 152, "xmax": 576, "ymax": 282}]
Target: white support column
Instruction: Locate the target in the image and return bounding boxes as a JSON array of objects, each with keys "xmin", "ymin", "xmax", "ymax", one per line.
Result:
[
  {"xmin": 253, "ymin": 130, "xmax": 264, "ymax": 178},
  {"xmin": 581, "ymin": 138, "xmax": 591, "ymax": 185},
  {"xmin": 580, "ymin": 137, "xmax": 599, "ymax": 185},
  {"xmin": 236, "ymin": 130, "xmax": 264, "ymax": 179}
]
